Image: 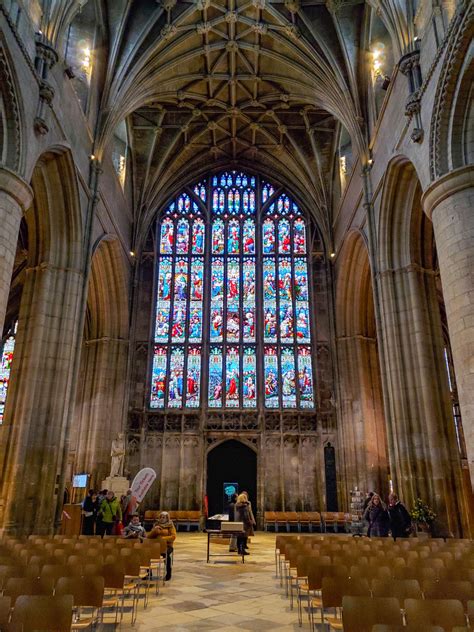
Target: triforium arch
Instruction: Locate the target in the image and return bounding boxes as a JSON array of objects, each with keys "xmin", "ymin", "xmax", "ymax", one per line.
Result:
[
  {"xmin": 335, "ymin": 230, "xmax": 388, "ymax": 507},
  {"xmin": 0, "ymin": 147, "xmax": 84, "ymax": 535},
  {"xmin": 377, "ymin": 155, "xmax": 471, "ymax": 536},
  {"xmin": 72, "ymin": 235, "xmax": 130, "ymax": 490}
]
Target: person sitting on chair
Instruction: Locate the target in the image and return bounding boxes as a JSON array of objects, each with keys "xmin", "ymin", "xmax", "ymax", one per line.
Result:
[{"xmin": 123, "ymin": 514, "xmax": 146, "ymax": 541}]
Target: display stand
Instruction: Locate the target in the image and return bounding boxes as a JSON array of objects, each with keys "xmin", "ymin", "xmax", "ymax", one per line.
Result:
[
  {"xmin": 349, "ymin": 488, "xmax": 365, "ymax": 535},
  {"xmin": 206, "ymin": 530, "xmax": 246, "ymax": 563}
]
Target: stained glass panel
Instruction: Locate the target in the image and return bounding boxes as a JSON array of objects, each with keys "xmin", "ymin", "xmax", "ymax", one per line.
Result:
[
  {"xmin": 0, "ymin": 325, "xmax": 16, "ymax": 423},
  {"xmin": 281, "ymin": 348, "xmax": 297, "ymax": 408},
  {"xmin": 294, "ymin": 259, "xmax": 308, "ymax": 301},
  {"xmin": 227, "ymin": 220, "xmax": 240, "ymax": 254},
  {"xmin": 186, "ymin": 347, "xmax": 201, "ymax": 407},
  {"xmin": 294, "ymin": 218, "xmax": 306, "ymax": 253},
  {"xmin": 150, "ymin": 346, "xmax": 167, "ymax": 409},
  {"xmin": 168, "ymin": 347, "xmax": 185, "ymax": 407},
  {"xmin": 243, "ymin": 219, "xmax": 255, "ymax": 254},
  {"xmin": 243, "ymin": 347, "xmax": 257, "ymax": 408},
  {"xmin": 208, "ymin": 347, "xmax": 223, "ymax": 407},
  {"xmin": 296, "ymin": 304, "xmax": 310, "ymax": 342},
  {"xmin": 264, "ymin": 346, "xmax": 279, "ymax": 408},
  {"xmin": 278, "ymin": 219, "xmax": 291, "ymax": 254},
  {"xmin": 192, "ymin": 219, "xmax": 205, "ymax": 254},
  {"xmin": 262, "ymin": 219, "xmax": 275, "ymax": 254},
  {"xmin": 298, "ymin": 347, "xmax": 314, "ymax": 408},
  {"xmin": 212, "ymin": 219, "xmax": 225, "ymax": 254},
  {"xmin": 225, "ymin": 346, "xmax": 240, "ymax": 407},
  {"xmin": 160, "ymin": 218, "xmax": 174, "ymax": 254}
]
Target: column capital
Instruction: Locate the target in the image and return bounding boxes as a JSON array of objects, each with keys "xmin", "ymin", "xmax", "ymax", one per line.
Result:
[
  {"xmin": 422, "ymin": 165, "xmax": 474, "ymax": 221},
  {"xmin": 0, "ymin": 167, "xmax": 33, "ymax": 211}
]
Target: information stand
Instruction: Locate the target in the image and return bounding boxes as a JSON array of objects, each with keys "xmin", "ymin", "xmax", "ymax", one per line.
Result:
[{"xmin": 206, "ymin": 530, "xmax": 246, "ymax": 563}]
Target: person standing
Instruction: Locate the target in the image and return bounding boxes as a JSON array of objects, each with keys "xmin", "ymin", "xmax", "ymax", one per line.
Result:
[
  {"xmin": 235, "ymin": 493, "xmax": 256, "ymax": 555},
  {"xmin": 82, "ymin": 489, "xmax": 99, "ymax": 536},
  {"xmin": 98, "ymin": 490, "xmax": 122, "ymax": 537},
  {"xmin": 228, "ymin": 492, "xmax": 238, "ymax": 553},
  {"xmin": 363, "ymin": 493, "xmax": 389, "ymax": 537},
  {"xmin": 388, "ymin": 493, "xmax": 412, "ymax": 538},
  {"xmin": 148, "ymin": 511, "xmax": 176, "ymax": 580}
]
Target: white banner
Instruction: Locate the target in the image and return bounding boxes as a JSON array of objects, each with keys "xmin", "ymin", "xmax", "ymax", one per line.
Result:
[{"xmin": 131, "ymin": 467, "xmax": 157, "ymax": 502}]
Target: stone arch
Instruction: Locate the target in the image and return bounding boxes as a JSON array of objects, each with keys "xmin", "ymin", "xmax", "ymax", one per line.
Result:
[
  {"xmin": 430, "ymin": 2, "xmax": 474, "ymax": 179},
  {"xmin": 377, "ymin": 155, "xmax": 471, "ymax": 535},
  {"xmin": 335, "ymin": 230, "xmax": 388, "ymax": 505},
  {"xmin": 0, "ymin": 43, "xmax": 22, "ymax": 172},
  {"xmin": 73, "ymin": 235, "xmax": 130, "ymax": 489},
  {"xmin": 0, "ymin": 148, "xmax": 84, "ymax": 534}
]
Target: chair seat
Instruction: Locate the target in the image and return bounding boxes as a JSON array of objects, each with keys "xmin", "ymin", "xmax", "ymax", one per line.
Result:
[
  {"xmin": 310, "ymin": 597, "xmax": 323, "ymax": 608},
  {"xmin": 71, "ymin": 616, "xmax": 95, "ymax": 630},
  {"xmin": 324, "ymin": 615, "xmax": 343, "ymax": 631}
]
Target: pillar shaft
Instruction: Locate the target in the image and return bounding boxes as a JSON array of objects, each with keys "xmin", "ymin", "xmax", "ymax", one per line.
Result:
[
  {"xmin": 423, "ymin": 166, "xmax": 474, "ymax": 489},
  {"xmin": 378, "ymin": 263, "xmax": 468, "ymax": 535},
  {"xmin": 0, "ymin": 169, "xmax": 33, "ymax": 335},
  {"xmin": 73, "ymin": 338, "xmax": 128, "ymax": 488},
  {"xmin": 0, "ymin": 262, "xmax": 83, "ymax": 534}
]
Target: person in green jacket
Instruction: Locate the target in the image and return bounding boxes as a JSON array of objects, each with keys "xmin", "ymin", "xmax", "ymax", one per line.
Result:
[{"xmin": 99, "ymin": 490, "xmax": 122, "ymax": 537}]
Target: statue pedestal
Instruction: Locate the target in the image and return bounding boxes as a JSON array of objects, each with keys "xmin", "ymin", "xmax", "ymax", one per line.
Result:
[{"xmin": 101, "ymin": 476, "xmax": 130, "ymax": 498}]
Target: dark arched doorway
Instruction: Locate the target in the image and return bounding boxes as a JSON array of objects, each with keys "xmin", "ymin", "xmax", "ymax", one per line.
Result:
[{"xmin": 206, "ymin": 440, "xmax": 257, "ymax": 517}]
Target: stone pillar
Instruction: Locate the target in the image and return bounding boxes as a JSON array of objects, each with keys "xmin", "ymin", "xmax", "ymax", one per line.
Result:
[
  {"xmin": 337, "ymin": 335, "xmax": 388, "ymax": 497},
  {"xmin": 378, "ymin": 263, "xmax": 468, "ymax": 535},
  {"xmin": 422, "ymin": 166, "xmax": 474, "ymax": 487},
  {"xmin": 0, "ymin": 168, "xmax": 33, "ymax": 334},
  {"xmin": 74, "ymin": 337, "xmax": 128, "ymax": 489},
  {"xmin": 0, "ymin": 261, "xmax": 84, "ymax": 535}
]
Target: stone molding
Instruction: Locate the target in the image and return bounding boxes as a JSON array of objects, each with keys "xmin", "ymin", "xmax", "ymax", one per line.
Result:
[
  {"xmin": 422, "ymin": 165, "xmax": 474, "ymax": 220},
  {"xmin": 0, "ymin": 167, "xmax": 33, "ymax": 210}
]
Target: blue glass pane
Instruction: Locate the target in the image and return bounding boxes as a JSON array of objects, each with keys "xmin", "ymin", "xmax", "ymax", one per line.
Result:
[
  {"xmin": 298, "ymin": 347, "xmax": 314, "ymax": 408},
  {"xmin": 168, "ymin": 347, "xmax": 185, "ymax": 407},
  {"xmin": 225, "ymin": 346, "xmax": 240, "ymax": 407},
  {"xmin": 150, "ymin": 346, "xmax": 167, "ymax": 409},
  {"xmin": 281, "ymin": 348, "xmax": 296, "ymax": 408},
  {"xmin": 208, "ymin": 347, "xmax": 223, "ymax": 407},
  {"xmin": 243, "ymin": 347, "xmax": 257, "ymax": 408},
  {"xmin": 186, "ymin": 347, "xmax": 201, "ymax": 407},
  {"xmin": 264, "ymin": 347, "xmax": 279, "ymax": 408}
]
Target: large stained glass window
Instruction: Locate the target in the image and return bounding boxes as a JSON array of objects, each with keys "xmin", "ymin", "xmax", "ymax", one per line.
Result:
[
  {"xmin": 0, "ymin": 322, "xmax": 17, "ymax": 424},
  {"xmin": 150, "ymin": 172, "xmax": 315, "ymax": 410}
]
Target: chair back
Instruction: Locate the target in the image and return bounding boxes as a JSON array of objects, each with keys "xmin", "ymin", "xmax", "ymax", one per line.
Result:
[
  {"xmin": 404, "ymin": 598, "xmax": 465, "ymax": 631},
  {"xmin": 11, "ymin": 594, "xmax": 73, "ymax": 632},
  {"xmin": 56, "ymin": 575, "xmax": 105, "ymax": 608},
  {"xmin": 322, "ymin": 577, "xmax": 370, "ymax": 608},
  {"xmin": 371, "ymin": 579, "xmax": 422, "ymax": 600},
  {"xmin": 342, "ymin": 596, "xmax": 403, "ymax": 632}
]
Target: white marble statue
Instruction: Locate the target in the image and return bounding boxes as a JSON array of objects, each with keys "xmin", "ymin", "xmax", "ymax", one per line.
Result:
[{"xmin": 110, "ymin": 432, "xmax": 126, "ymax": 478}]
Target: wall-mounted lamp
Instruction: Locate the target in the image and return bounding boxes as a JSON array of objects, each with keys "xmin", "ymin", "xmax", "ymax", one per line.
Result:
[{"xmin": 330, "ymin": 252, "xmax": 336, "ymax": 259}]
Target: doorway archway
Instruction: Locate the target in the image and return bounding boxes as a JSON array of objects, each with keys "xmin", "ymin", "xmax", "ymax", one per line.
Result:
[{"xmin": 206, "ymin": 440, "xmax": 257, "ymax": 518}]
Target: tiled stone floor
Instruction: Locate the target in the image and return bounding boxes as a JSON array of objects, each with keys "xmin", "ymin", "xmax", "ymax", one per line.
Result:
[{"xmin": 130, "ymin": 532, "xmax": 307, "ymax": 631}]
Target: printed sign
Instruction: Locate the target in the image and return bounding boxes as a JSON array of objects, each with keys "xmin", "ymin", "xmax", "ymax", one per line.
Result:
[{"xmin": 131, "ymin": 467, "xmax": 157, "ymax": 502}]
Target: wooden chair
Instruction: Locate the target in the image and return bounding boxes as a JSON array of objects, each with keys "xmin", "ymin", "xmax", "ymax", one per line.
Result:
[
  {"xmin": 56, "ymin": 575, "xmax": 105, "ymax": 630},
  {"xmin": 371, "ymin": 626, "xmax": 445, "ymax": 632},
  {"xmin": 422, "ymin": 580, "xmax": 473, "ymax": 610},
  {"xmin": 40, "ymin": 564, "xmax": 82, "ymax": 584},
  {"xmin": 371, "ymin": 578, "xmax": 423, "ymax": 600},
  {"xmin": 0, "ymin": 596, "xmax": 11, "ymax": 630},
  {"xmin": 404, "ymin": 598, "xmax": 466, "ymax": 631},
  {"xmin": 4, "ymin": 576, "xmax": 54, "ymax": 605},
  {"xmin": 342, "ymin": 596, "xmax": 403, "ymax": 632},
  {"xmin": 349, "ymin": 565, "xmax": 392, "ymax": 582},
  {"xmin": 319, "ymin": 577, "xmax": 371, "ymax": 631},
  {"xmin": 307, "ymin": 565, "xmax": 349, "ymax": 627},
  {"xmin": 11, "ymin": 594, "xmax": 73, "ymax": 632}
]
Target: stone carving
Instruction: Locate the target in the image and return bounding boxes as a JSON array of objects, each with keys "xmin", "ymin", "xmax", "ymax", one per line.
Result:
[
  {"xmin": 0, "ymin": 46, "xmax": 21, "ymax": 170},
  {"xmin": 110, "ymin": 433, "xmax": 126, "ymax": 477}
]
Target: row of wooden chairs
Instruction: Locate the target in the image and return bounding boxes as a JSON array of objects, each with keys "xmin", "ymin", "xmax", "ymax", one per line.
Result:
[
  {"xmin": 143, "ymin": 510, "xmax": 200, "ymax": 531},
  {"xmin": 265, "ymin": 511, "xmax": 350, "ymax": 532}
]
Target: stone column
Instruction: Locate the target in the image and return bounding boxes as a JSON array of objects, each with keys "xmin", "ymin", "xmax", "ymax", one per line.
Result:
[
  {"xmin": 337, "ymin": 335, "xmax": 388, "ymax": 497},
  {"xmin": 73, "ymin": 337, "xmax": 129, "ymax": 489},
  {"xmin": 378, "ymin": 263, "xmax": 469, "ymax": 535},
  {"xmin": 0, "ymin": 168, "xmax": 33, "ymax": 334},
  {"xmin": 0, "ymin": 261, "xmax": 84, "ymax": 535},
  {"xmin": 422, "ymin": 166, "xmax": 474, "ymax": 487}
]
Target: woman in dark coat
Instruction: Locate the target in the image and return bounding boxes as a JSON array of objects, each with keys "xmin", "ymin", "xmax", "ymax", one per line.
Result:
[
  {"xmin": 363, "ymin": 493, "xmax": 390, "ymax": 537},
  {"xmin": 82, "ymin": 489, "xmax": 99, "ymax": 535},
  {"xmin": 235, "ymin": 493, "xmax": 256, "ymax": 555}
]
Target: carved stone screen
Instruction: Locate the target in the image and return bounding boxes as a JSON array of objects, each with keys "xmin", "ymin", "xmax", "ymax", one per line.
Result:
[{"xmin": 149, "ymin": 171, "xmax": 315, "ymax": 411}]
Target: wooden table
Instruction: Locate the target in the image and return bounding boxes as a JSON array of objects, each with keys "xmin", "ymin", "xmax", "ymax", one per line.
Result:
[{"xmin": 206, "ymin": 530, "xmax": 246, "ymax": 563}]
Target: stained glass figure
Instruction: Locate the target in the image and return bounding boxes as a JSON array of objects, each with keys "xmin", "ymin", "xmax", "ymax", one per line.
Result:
[
  {"xmin": 262, "ymin": 219, "xmax": 275, "ymax": 253},
  {"xmin": 186, "ymin": 347, "xmax": 201, "ymax": 407},
  {"xmin": 264, "ymin": 346, "xmax": 279, "ymax": 408},
  {"xmin": 160, "ymin": 218, "xmax": 174, "ymax": 254},
  {"xmin": 294, "ymin": 218, "xmax": 306, "ymax": 253},
  {"xmin": 212, "ymin": 219, "xmax": 225, "ymax": 254},
  {"xmin": 192, "ymin": 219, "xmax": 205, "ymax": 254},
  {"xmin": 225, "ymin": 346, "xmax": 240, "ymax": 407},
  {"xmin": 0, "ymin": 324, "xmax": 16, "ymax": 423},
  {"xmin": 278, "ymin": 218, "xmax": 291, "ymax": 254},
  {"xmin": 243, "ymin": 219, "xmax": 255, "ymax": 254},
  {"xmin": 298, "ymin": 347, "xmax": 314, "ymax": 407},
  {"xmin": 208, "ymin": 347, "xmax": 223, "ymax": 407},
  {"xmin": 150, "ymin": 346, "xmax": 167, "ymax": 409},
  {"xmin": 243, "ymin": 348, "xmax": 257, "ymax": 408},
  {"xmin": 168, "ymin": 347, "xmax": 185, "ymax": 407},
  {"xmin": 176, "ymin": 219, "xmax": 189, "ymax": 254},
  {"xmin": 227, "ymin": 219, "xmax": 240, "ymax": 254},
  {"xmin": 281, "ymin": 348, "xmax": 297, "ymax": 408},
  {"xmin": 151, "ymin": 172, "xmax": 315, "ymax": 411}
]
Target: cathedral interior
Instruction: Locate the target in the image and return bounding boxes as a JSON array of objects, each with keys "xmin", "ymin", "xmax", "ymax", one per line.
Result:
[{"xmin": 0, "ymin": 0, "xmax": 473, "ymax": 538}]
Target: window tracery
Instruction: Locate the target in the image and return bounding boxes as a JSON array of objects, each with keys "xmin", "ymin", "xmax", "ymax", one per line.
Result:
[{"xmin": 150, "ymin": 172, "xmax": 315, "ymax": 411}]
